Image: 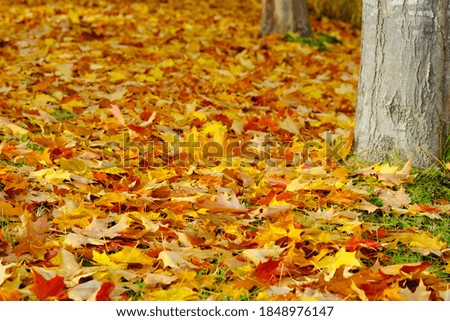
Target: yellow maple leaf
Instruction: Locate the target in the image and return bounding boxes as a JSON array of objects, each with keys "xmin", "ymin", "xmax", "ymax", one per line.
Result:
[
  {"xmin": 150, "ymin": 67, "xmax": 164, "ymax": 80},
  {"xmin": 315, "ymin": 248, "xmax": 361, "ymax": 280},
  {"xmin": 390, "ymin": 231, "xmax": 445, "ymax": 256},
  {"xmin": 374, "ymin": 163, "xmax": 398, "ymax": 174},
  {"xmin": 109, "ymin": 71, "xmax": 127, "ymax": 82},
  {"xmin": 94, "ymin": 192, "xmax": 128, "ymax": 206},
  {"xmin": 58, "ymin": 157, "xmax": 90, "ymax": 175},
  {"xmin": 103, "ymin": 166, "xmax": 127, "ymax": 175},
  {"xmin": 286, "ymin": 176, "xmax": 307, "ymax": 191},
  {"xmin": 108, "ymin": 246, "xmax": 154, "ymax": 265},
  {"xmin": 92, "ymin": 251, "xmax": 127, "ymax": 269},
  {"xmin": 30, "ymin": 168, "xmax": 72, "ymax": 184},
  {"xmin": 148, "ymin": 287, "xmax": 198, "ymax": 300},
  {"xmin": 161, "ymin": 59, "xmax": 174, "ymax": 67},
  {"xmin": 135, "ymin": 74, "xmax": 157, "ymax": 83},
  {"xmin": 61, "ymin": 99, "xmax": 84, "ymax": 112},
  {"xmin": 201, "ymin": 121, "xmax": 227, "ymax": 143}
]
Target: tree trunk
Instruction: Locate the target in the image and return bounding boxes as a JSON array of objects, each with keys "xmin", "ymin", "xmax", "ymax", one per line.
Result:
[
  {"xmin": 353, "ymin": 0, "xmax": 449, "ymax": 168},
  {"xmin": 260, "ymin": 0, "xmax": 312, "ymax": 36}
]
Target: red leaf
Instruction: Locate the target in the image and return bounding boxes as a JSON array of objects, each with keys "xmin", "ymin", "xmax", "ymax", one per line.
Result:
[
  {"xmin": 128, "ymin": 124, "xmax": 147, "ymax": 135},
  {"xmin": 368, "ymin": 227, "xmax": 389, "ymax": 239},
  {"xmin": 214, "ymin": 114, "xmax": 232, "ymax": 128},
  {"xmin": 244, "ymin": 117, "xmax": 259, "ymax": 132},
  {"xmin": 418, "ymin": 204, "xmax": 439, "ymax": 212},
  {"xmin": 257, "ymin": 190, "xmax": 277, "ymax": 205},
  {"xmin": 253, "ymin": 259, "xmax": 282, "ymax": 283},
  {"xmin": 400, "ymin": 262, "xmax": 432, "ymax": 274},
  {"xmin": 276, "ymin": 191, "xmax": 295, "ymax": 202},
  {"xmin": 31, "ymin": 270, "xmax": 65, "ymax": 300},
  {"xmin": 345, "ymin": 235, "xmax": 381, "ymax": 252},
  {"xmin": 96, "ymin": 282, "xmax": 115, "ymax": 301}
]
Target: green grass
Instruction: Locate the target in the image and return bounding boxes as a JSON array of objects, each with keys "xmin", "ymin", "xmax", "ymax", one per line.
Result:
[
  {"xmin": 1, "ymin": 212, "xmax": 18, "ymax": 247},
  {"xmin": 27, "ymin": 141, "xmax": 45, "ymax": 153},
  {"xmin": 384, "ymin": 245, "xmax": 450, "ymax": 281},
  {"xmin": 126, "ymin": 280, "xmax": 146, "ymax": 300},
  {"xmin": 360, "ymin": 212, "xmax": 450, "ymax": 243},
  {"xmin": 406, "ymin": 166, "xmax": 450, "ymax": 205},
  {"xmin": 283, "ymin": 32, "xmax": 343, "ymax": 52},
  {"xmin": 0, "ymin": 157, "xmax": 26, "ymax": 168},
  {"xmin": 444, "ymin": 134, "xmax": 450, "ymax": 163},
  {"xmin": 360, "ymin": 211, "xmax": 450, "ymax": 281},
  {"xmin": 50, "ymin": 109, "xmax": 77, "ymax": 121}
]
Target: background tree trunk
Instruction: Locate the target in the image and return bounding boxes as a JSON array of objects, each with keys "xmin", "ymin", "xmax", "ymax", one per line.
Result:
[
  {"xmin": 260, "ymin": 0, "xmax": 312, "ymax": 36},
  {"xmin": 354, "ymin": 0, "xmax": 449, "ymax": 168}
]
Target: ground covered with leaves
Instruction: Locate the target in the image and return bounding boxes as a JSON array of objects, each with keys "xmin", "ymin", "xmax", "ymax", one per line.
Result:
[{"xmin": 0, "ymin": 0, "xmax": 449, "ymax": 301}]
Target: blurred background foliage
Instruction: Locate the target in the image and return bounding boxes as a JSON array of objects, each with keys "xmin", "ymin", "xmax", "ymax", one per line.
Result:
[
  {"xmin": 9, "ymin": 0, "xmax": 363, "ymax": 29},
  {"xmin": 307, "ymin": 0, "xmax": 362, "ymax": 28}
]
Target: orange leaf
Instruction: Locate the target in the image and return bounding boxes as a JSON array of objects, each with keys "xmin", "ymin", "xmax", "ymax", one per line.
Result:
[
  {"xmin": 345, "ymin": 235, "xmax": 381, "ymax": 252},
  {"xmin": 253, "ymin": 259, "xmax": 282, "ymax": 283},
  {"xmin": 96, "ymin": 282, "xmax": 115, "ymax": 301},
  {"xmin": 257, "ymin": 190, "xmax": 277, "ymax": 205},
  {"xmin": 31, "ymin": 270, "xmax": 65, "ymax": 300},
  {"xmin": 400, "ymin": 262, "xmax": 432, "ymax": 274},
  {"xmin": 417, "ymin": 204, "xmax": 439, "ymax": 213}
]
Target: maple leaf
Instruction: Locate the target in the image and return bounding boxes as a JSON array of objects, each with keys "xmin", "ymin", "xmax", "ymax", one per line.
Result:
[
  {"xmin": 439, "ymin": 288, "xmax": 450, "ymax": 301},
  {"xmin": 96, "ymin": 282, "xmax": 115, "ymax": 301},
  {"xmin": 387, "ymin": 231, "xmax": 445, "ymax": 256},
  {"xmin": 158, "ymin": 250, "xmax": 196, "ymax": 269},
  {"xmin": 398, "ymin": 280, "xmax": 430, "ymax": 300},
  {"xmin": 378, "ymin": 187, "xmax": 410, "ymax": 210},
  {"xmin": 14, "ymin": 215, "xmax": 51, "ymax": 259},
  {"xmin": 31, "ymin": 269, "xmax": 65, "ymax": 300},
  {"xmin": 30, "ymin": 168, "xmax": 72, "ymax": 185},
  {"xmin": 379, "ymin": 262, "xmax": 432, "ymax": 276},
  {"xmin": 279, "ymin": 115, "xmax": 300, "ymax": 134},
  {"xmin": 203, "ymin": 192, "xmax": 248, "ymax": 213},
  {"xmin": 68, "ymin": 280, "xmax": 103, "ymax": 301},
  {"xmin": 92, "ymin": 251, "xmax": 127, "ymax": 269},
  {"xmin": 64, "ymin": 214, "xmax": 128, "ymax": 248},
  {"xmin": 0, "ymin": 260, "xmax": 15, "ymax": 286},
  {"xmin": 148, "ymin": 287, "xmax": 198, "ymax": 300},
  {"xmin": 315, "ymin": 248, "xmax": 361, "ymax": 280},
  {"xmin": 144, "ymin": 273, "xmax": 178, "ymax": 287},
  {"xmin": 253, "ymin": 259, "xmax": 282, "ymax": 283},
  {"xmin": 109, "ymin": 104, "xmax": 125, "ymax": 125},
  {"xmin": 344, "ymin": 235, "xmax": 381, "ymax": 252},
  {"xmin": 108, "ymin": 246, "xmax": 154, "ymax": 266},
  {"xmin": 242, "ymin": 247, "xmax": 284, "ymax": 265}
]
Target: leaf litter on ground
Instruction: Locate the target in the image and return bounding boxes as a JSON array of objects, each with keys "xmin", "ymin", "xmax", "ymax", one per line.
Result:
[{"xmin": 0, "ymin": 0, "xmax": 449, "ymax": 301}]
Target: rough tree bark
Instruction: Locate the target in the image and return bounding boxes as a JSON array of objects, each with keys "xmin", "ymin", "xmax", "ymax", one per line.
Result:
[
  {"xmin": 260, "ymin": 0, "xmax": 312, "ymax": 36},
  {"xmin": 354, "ymin": 0, "xmax": 449, "ymax": 168}
]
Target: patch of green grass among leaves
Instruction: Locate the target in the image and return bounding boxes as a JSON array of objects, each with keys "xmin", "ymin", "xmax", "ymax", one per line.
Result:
[
  {"xmin": 406, "ymin": 166, "xmax": 450, "ymax": 205},
  {"xmin": 384, "ymin": 245, "xmax": 450, "ymax": 282},
  {"xmin": 359, "ymin": 211, "xmax": 450, "ymax": 281},
  {"xmin": 360, "ymin": 212, "xmax": 450, "ymax": 244},
  {"xmin": 50, "ymin": 109, "xmax": 77, "ymax": 121},
  {"xmin": 283, "ymin": 32, "xmax": 343, "ymax": 52}
]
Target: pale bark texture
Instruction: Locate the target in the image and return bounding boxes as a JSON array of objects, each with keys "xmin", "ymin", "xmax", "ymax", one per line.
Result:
[
  {"xmin": 260, "ymin": 0, "xmax": 312, "ymax": 36},
  {"xmin": 354, "ymin": 0, "xmax": 449, "ymax": 167}
]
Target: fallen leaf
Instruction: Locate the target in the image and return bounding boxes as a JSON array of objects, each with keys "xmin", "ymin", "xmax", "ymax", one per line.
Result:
[
  {"xmin": 31, "ymin": 270, "xmax": 65, "ymax": 300},
  {"xmin": 0, "ymin": 260, "xmax": 15, "ymax": 286}
]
